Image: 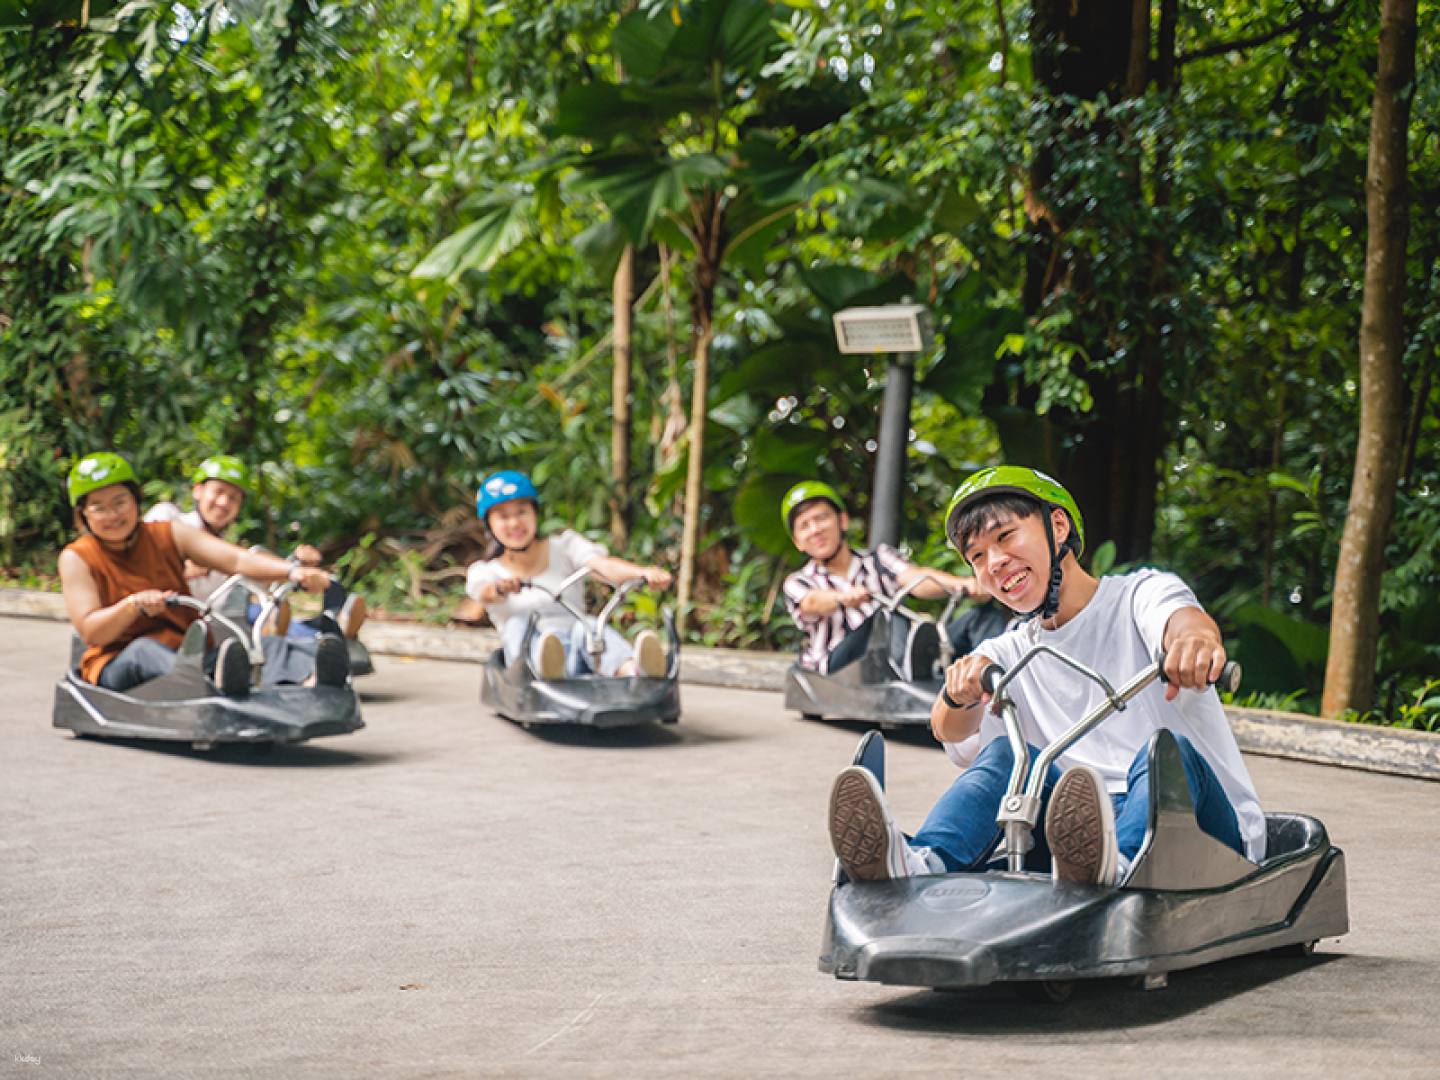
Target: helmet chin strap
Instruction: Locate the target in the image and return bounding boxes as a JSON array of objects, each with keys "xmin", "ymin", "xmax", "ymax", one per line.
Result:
[{"xmin": 1013, "ymin": 510, "xmax": 1074, "ymax": 621}]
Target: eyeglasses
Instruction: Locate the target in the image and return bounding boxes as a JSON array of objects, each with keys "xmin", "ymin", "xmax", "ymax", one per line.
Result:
[{"xmin": 84, "ymin": 496, "xmax": 136, "ymax": 518}]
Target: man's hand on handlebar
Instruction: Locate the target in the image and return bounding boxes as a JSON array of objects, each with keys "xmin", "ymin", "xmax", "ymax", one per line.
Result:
[
  {"xmin": 635, "ymin": 567, "xmax": 673, "ymax": 590},
  {"xmin": 1161, "ymin": 634, "xmax": 1227, "ymax": 701},
  {"xmin": 834, "ymin": 584, "xmax": 869, "ymax": 610},
  {"xmin": 942, "ymin": 653, "xmax": 999, "ymax": 712},
  {"xmin": 959, "ymin": 575, "xmax": 988, "ymax": 601},
  {"xmin": 293, "ymin": 544, "xmax": 324, "ymax": 568},
  {"xmin": 287, "ymin": 566, "xmax": 331, "ymax": 595},
  {"xmin": 931, "ymin": 652, "xmax": 996, "ymax": 744}
]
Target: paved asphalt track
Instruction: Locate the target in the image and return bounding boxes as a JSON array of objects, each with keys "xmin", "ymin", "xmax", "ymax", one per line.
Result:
[{"xmin": 4, "ymin": 613, "xmax": 1438, "ymax": 1078}]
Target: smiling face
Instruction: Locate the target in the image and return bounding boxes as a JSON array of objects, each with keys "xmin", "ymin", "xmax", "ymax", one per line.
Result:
[
  {"xmin": 486, "ymin": 499, "xmax": 539, "ymax": 551},
  {"xmin": 79, "ymin": 482, "xmax": 140, "ymax": 545},
  {"xmin": 790, "ymin": 499, "xmax": 848, "ymax": 563},
  {"xmin": 192, "ymin": 479, "xmax": 246, "ymax": 532},
  {"xmin": 961, "ymin": 506, "xmax": 1071, "ymax": 612}
]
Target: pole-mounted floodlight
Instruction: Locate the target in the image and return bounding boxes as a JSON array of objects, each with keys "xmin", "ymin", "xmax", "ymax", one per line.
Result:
[
  {"xmin": 831, "ymin": 304, "xmax": 935, "ymax": 356},
  {"xmin": 831, "ymin": 304, "xmax": 935, "ymax": 551}
]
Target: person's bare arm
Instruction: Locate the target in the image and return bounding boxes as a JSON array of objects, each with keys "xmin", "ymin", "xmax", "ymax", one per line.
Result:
[
  {"xmin": 797, "ymin": 583, "xmax": 869, "ymax": 616},
  {"xmin": 58, "ymin": 549, "xmax": 170, "ymax": 647},
  {"xmin": 172, "ymin": 523, "xmax": 329, "ymax": 594},
  {"xmin": 895, "ymin": 565, "xmax": 986, "ymax": 601},
  {"xmin": 585, "ymin": 554, "xmax": 672, "ymax": 590}
]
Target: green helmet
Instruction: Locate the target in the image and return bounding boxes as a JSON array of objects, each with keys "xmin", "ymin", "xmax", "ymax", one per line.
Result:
[
  {"xmin": 944, "ymin": 465, "xmax": 1084, "ymax": 556},
  {"xmin": 192, "ymin": 455, "xmax": 250, "ymax": 496},
  {"xmin": 67, "ymin": 452, "xmax": 139, "ymax": 506},
  {"xmin": 782, "ymin": 480, "xmax": 845, "ymax": 532},
  {"xmin": 945, "ymin": 466, "xmax": 1083, "ymax": 621}
]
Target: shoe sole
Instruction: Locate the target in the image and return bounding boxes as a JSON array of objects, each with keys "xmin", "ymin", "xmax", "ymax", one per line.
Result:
[
  {"xmin": 829, "ymin": 768, "xmax": 900, "ymax": 882},
  {"xmin": 1047, "ymin": 767, "xmax": 1117, "ymax": 886},
  {"xmin": 217, "ymin": 639, "xmax": 250, "ymax": 699},
  {"xmin": 635, "ymin": 632, "xmax": 666, "ymax": 678},
  {"xmin": 538, "ymin": 633, "xmax": 566, "ymax": 681},
  {"xmin": 338, "ymin": 595, "xmax": 367, "ymax": 639},
  {"xmin": 313, "ymin": 636, "xmax": 350, "ymax": 688}
]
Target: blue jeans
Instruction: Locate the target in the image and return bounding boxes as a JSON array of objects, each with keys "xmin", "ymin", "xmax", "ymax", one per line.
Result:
[
  {"xmin": 95, "ymin": 634, "xmax": 319, "ymax": 692},
  {"xmin": 501, "ymin": 616, "xmax": 634, "ymax": 677},
  {"xmin": 911, "ymin": 733, "xmax": 1244, "ymax": 873},
  {"xmin": 825, "ymin": 610, "xmax": 914, "ymax": 672},
  {"xmin": 826, "ymin": 602, "xmax": 1010, "ymax": 677}
]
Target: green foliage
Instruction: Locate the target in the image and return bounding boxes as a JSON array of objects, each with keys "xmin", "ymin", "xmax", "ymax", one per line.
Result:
[
  {"xmin": 2, "ymin": 0, "xmax": 1437, "ymax": 694},
  {"xmin": 1340, "ymin": 681, "xmax": 1440, "ymax": 734}
]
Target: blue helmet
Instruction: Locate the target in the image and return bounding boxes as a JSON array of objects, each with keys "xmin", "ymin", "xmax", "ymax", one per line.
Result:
[{"xmin": 476, "ymin": 470, "xmax": 538, "ymax": 520}]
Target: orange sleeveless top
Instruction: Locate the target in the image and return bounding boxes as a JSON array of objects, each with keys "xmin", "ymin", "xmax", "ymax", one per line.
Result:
[{"xmin": 64, "ymin": 520, "xmax": 200, "ymax": 683}]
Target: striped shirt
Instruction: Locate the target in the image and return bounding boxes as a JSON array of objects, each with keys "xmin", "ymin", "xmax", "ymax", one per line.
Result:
[{"xmin": 783, "ymin": 545, "xmax": 913, "ymax": 672}]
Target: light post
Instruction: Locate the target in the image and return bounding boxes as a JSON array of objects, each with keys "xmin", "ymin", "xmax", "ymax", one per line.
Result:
[{"xmin": 831, "ymin": 303, "xmax": 935, "ymax": 550}]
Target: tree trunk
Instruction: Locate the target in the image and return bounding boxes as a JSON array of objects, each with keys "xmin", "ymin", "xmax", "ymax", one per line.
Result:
[
  {"xmin": 675, "ymin": 294, "xmax": 713, "ymax": 637},
  {"xmin": 1125, "ymin": 0, "xmax": 1150, "ymax": 96},
  {"xmin": 1013, "ymin": 0, "xmax": 1162, "ymax": 563},
  {"xmin": 610, "ymin": 243, "xmax": 634, "ymax": 550},
  {"xmin": 1321, "ymin": 0, "xmax": 1417, "ymax": 717},
  {"xmin": 676, "ymin": 196, "xmax": 722, "ymax": 636}
]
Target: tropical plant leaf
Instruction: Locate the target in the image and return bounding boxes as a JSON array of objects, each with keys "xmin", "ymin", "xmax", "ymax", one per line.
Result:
[
  {"xmin": 612, "ymin": 5, "xmax": 682, "ymax": 81},
  {"xmin": 733, "ymin": 471, "xmax": 805, "ymax": 556},
  {"xmin": 669, "ymin": 0, "xmax": 783, "ymax": 77},
  {"xmin": 411, "ymin": 199, "xmax": 532, "ymax": 281}
]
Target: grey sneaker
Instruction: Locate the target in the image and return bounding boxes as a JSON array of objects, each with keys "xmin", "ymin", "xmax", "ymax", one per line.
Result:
[
  {"xmin": 634, "ymin": 629, "xmax": 666, "ymax": 678},
  {"xmin": 537, "ymin": 632, "xmax": 566, "ymax": 681},
  {"xmin": 829, "ymin": 766, "xmax": 909, "ymax": 882},
  {"xmin": 1046, "ymin": 765, "xmax": 1119, "ymax": 886},
  {"xmin": 312, "ymin": 633, "xmax": 350, "ymax": 689},
  {"xmin": 215, "ymin": 638, "xmax": 251, "ymax": 699}
]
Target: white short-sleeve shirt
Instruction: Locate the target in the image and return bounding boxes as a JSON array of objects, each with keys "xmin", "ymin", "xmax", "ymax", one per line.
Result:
[
  {"xmin": 466, "ymin": 529, "xmax": 607, "ymax": 633},
  {"xmin": 141, "ymin": 503, "xmax": 226, "ymax": 602},
  {"xmin": 950, "ymin": 569, "xmax": 1266, "ymax": 863}
]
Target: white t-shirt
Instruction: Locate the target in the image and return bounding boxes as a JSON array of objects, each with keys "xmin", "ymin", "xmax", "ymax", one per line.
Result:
[
  {"xmin": 950, "ymin": 569, "xmax": 1266, "ymax": 863},
  {"xmin": 142, "ymin": 503, "xmax": 227, "ymax": 602},
  {"xmin": 465, "ymin": 530, "xmax": 607, "ymax": 633}
]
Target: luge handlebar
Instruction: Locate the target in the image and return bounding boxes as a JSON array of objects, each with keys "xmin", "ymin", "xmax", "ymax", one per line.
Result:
[{"xmin": 1155, "ymin": 651, "xmax": 1242, "ymax": 694}]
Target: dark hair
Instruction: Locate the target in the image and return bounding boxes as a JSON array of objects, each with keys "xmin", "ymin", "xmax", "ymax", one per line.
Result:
[
  {"xmin": 787, "ymin": 495, "xmax": 842, "ymax": 532},
  {"xmin": 74, "ymin": 481, "xmax": 143, "ymax": 534},
  {"xmin": 950, "ymin": 492, "xmax": 1044, "ymax": 561},
  {"xmin": 481, "ymin": 498, "xmax": 542, "ymax": 560}
]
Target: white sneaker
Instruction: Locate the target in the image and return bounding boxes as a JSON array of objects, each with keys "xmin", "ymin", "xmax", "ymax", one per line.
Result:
[
  {"xmin": 905, "ymin": 844, "xmax": 946, "ymax": 877},
  {"xmin": 829, "ymin": 766, "xmax": 910, "ymax": 881},
  {"xmin": 1046, "ymin": 765, "xmax": 1119, "ymax": 886},
  {"xmin": 536, "ymin": 632, "xmax": 566, "ymax": 681},
  {"xmin": 634, "ymin": 629, "xmax": 666, "ymax": 678},
  {"xmin": 335, "ymin": 593, "xmax": 367, "ymax": 638}
]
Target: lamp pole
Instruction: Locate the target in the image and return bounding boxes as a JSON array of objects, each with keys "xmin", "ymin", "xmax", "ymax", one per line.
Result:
[
  {"xmin": 869, "ymin": 353, "xmax": 914, "ymax": 550},
  {"xmin": 831, "ymin": 304, "xmax": 934, "ymax": 551}
]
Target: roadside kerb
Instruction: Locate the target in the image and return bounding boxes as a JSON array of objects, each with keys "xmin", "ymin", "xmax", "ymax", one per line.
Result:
[{"xmin": 7, "ymin": 586, "xmax": 1435, "ymax": 781}]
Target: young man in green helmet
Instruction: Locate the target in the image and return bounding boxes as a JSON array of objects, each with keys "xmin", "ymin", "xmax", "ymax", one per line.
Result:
[
  {"xmin": 144, "ymin": 455, "xmax": 366, "ymax": 639},
  {"xmin": 59, "ymin": 452, "xmax": 349, "ymax": 695},
  {"xmin": 827, "ymin": 466, "xmax": 1265, "ymax": 885},
  {"xmin": 780, "ymin": 480, "xmax": 1000, "ymax": 681}
]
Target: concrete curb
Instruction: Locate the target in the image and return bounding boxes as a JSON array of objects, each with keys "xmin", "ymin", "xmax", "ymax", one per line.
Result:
[{"xmin": 6, "ymin": 587, "xmax": 1436, "ymax": 781}]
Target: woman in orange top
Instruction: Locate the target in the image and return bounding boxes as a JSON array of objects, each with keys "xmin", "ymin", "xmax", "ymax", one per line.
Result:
[{"xmin": 58, "ymin": 452, "xmax": 345, "ymax": 695}]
